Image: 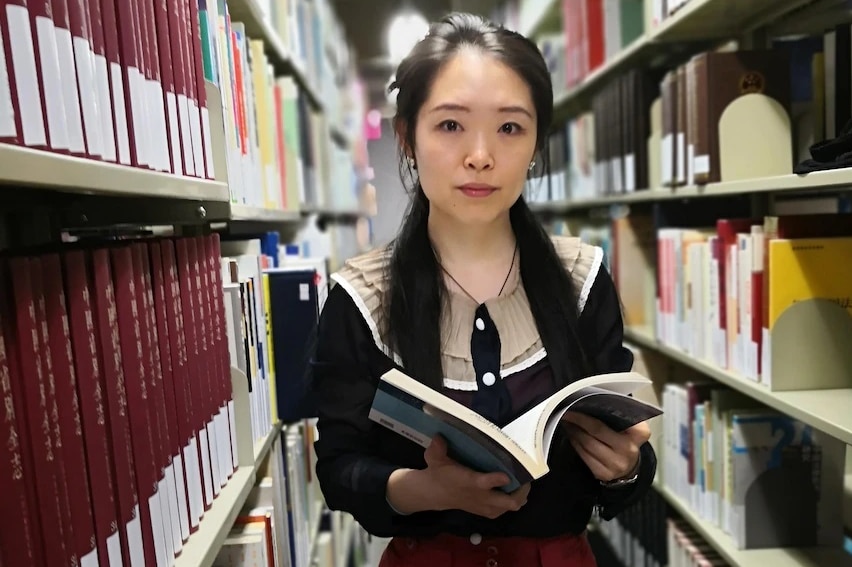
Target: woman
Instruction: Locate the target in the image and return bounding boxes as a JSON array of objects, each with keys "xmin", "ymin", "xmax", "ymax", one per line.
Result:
[{"xmin": 311, "ymin": 12, "xmax": 656, "ymax": 566}]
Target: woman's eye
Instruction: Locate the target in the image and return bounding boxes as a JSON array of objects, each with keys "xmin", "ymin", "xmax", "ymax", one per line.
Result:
[
  {"xmin": 439, "ymin": 120, "xmax": 460, "ymax": 132},
  {"xmin": 501, "ymin": 122, "xmax": 523, "ymax": 134}
]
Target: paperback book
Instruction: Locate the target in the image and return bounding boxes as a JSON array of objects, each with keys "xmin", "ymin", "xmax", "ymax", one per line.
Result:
[{"xmin": 369, "ymin": 369, "xmax": 662, "ymax": 492}]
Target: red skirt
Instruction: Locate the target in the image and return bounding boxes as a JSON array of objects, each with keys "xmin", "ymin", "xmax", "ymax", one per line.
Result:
[{"xmin": 378, "ymin": 531, "xmax": 598, "ymax": 567}]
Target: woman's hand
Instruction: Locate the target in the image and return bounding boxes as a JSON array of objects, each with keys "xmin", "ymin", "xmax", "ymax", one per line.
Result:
[
  {"xmin": 386, "ymin": 436, "xmax": 530, "ymax": 518},
  {"xmin": 561, "ymin": 412, "xmax": 651, "ymax": 482}
]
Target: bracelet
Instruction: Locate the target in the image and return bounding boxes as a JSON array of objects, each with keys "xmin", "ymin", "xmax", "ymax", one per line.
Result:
[
  {"xmin": 599, "ymin": 455, "xmax": 641, "ymax": 488},
  {"xmin": 599, "ymin": 471, "xmax": 639, "ymax": 488}
]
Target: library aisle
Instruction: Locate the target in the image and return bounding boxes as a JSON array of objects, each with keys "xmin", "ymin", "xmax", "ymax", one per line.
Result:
[{"xmin": 1, "ymin": 0, "xmax": 851, "ymax": 566}]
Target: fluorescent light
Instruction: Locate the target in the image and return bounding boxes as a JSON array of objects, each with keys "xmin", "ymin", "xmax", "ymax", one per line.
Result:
[{"xmin": 387, "ymin": 11, "xmax": 429, "ymax": 62}]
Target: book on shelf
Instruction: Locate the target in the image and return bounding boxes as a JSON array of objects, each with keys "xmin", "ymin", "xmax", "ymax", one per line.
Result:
[{"xmin": 369, "ymin": 369, "xmax": 662, "ymax": 492}]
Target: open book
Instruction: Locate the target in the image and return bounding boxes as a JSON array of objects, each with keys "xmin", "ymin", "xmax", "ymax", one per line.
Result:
[{"xmin": 369, "ymin": 369, "xmax": 662, "ymax": 492}]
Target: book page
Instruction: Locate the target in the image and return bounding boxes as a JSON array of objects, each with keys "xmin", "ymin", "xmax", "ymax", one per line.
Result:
[{"xmin": 503, "ymin": 373, "xmax": 660, "ymax": 463}]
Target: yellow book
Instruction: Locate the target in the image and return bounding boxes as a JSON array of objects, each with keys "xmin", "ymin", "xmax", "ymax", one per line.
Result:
[
  {"xmin": 249, "ymin": 40, "xmax": 275, "ymax": 207},
  {"xmin": 262, "ymin": 273, "xmax": 278, "ymax": 423},
  {"xmin": 767, "ymin": 237, "xmax": 852, "ymax": 329}
]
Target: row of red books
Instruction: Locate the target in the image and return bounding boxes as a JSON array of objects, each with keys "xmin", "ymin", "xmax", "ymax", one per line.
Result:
[
  {"xmin": 0, "ymin": 234, "xmax": 235, "ymax": 567},
  {"xmin": 0, "ymin": 0, "xmax": 214, "ymax": 178}
]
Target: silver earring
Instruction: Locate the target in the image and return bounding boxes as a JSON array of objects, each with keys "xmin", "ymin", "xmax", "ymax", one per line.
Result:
[
  {"xmin": 528, "ymin": 161, "xmax": 536, "ymax": 171},
  {"xmin": 408, "ymin": 156, "xmax": 417, "ymax": 170}
]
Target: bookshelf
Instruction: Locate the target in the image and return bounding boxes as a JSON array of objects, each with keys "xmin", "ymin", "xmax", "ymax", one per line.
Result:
[
  {"xmin": 626, "ymin": 323, "xmax": 852, "ymax": 464},
  {"xmin": 0, "ymin": 0, "xmax": 370, "ymax": 563},
  {"xmin": 625, "ymin": 324, "xmax": 852, "ymax": 446},
  {"xmin": 530, "ymin": 169, "xmax": 852, "ymax": 214},
  {"xmin": 527, "ymin": 0, "xmax": 825, "ymax": 122},
  {"xmin": 653, "ymin": 482, "xmax": 852, "ymax": 567},
  {"xmin": 224, "ymin": 0, "xmax": 324, "ymax": 109},
  {"xmin": 0, "ymin": 144, "xmax": 229, "ymax": 201},
  {"xmin": 229, "ymin": 204, "xmax": 302, "ymax": 223},
  {"xmin": 522, "ymin": 0, "xmax": 852, "ymax": 563},
  {"xmin": 175, "ymin": 423, "xmax": 281, "ymax": 567}
]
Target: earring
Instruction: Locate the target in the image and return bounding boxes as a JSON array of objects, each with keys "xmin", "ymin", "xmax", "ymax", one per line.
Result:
[
  {"xmin": 408, "ymin": 156, "xmax": 417, "ymax": 170},
  {"xmin": 528, "ymin": 161, "xmax": 536, "ymax": 171}
]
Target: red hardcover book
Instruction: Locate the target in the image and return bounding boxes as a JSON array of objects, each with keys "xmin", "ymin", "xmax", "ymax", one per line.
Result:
[
  {"xmin": 140, "ymin": 0, "xmax": 168, "ymax": 172},
  {"xmin": 49, "ymin": 0, "xmax": 87, "ymax": 155},
  {"xmin": 131, "ymin": 0, "xmax": 156, "ymax": 170},
  {"xmin": 96, "ymin": 0, "xmax": 131, "ymax": 164},
  {"xmin": 149, "ymin": 241, "xmax": 192, "ymax": 542},
  {"xmin": 175, "ymin": 238, "xmax": 214, "ymax": 509},
  {"xmin": 4, "ymin": 0, "xmax": 48, "ymax": 147},
  {"xmin": 107, "ymin": 246, "xmax": 160, "ymax": 567},
  {"xmin": 151, "ymin": 0, "xmax": 181, "ymax": 175},
  {"xmin": 161, "ymin": 239, "xmax": 203, "ymax": 529},
  {"xmin": 0, "ymin": 260, "xmax": 43, "ymax": 567},
  {"xmin": 187, "ymin": 237, "xmax": 221, "ymax": 494},
  {"xmin": 187, "ymin": 0, "xmax": 213, "ymax": 179},
  {"xmin": 178, "ymin": 0, "xmax": 202, "ymax": 177},
  {"xmin": 42, "ymin": 253, "xmax": 101, "ymax": 567},
  {"xmin": 89, "ymin": 248, "xmax": 146, "ymax": 567},
  {"xmin": 583, "ymin": 0, "xmax": 605, "ymax": 75},
  {"xmin": 134, "ymin": 243, "xmax": 181, "ymax": 558},
  {"xmin": 32, "ymin": 256, "xmax": 80, "ymax": 567},
  {"xmin": 164, "ymin": 0, "xmax": 193, "ymax": 175},
  {"xmin": 81, "ymin": 0, "xmax": 117, "ymax": 162},
  {"xmin": 64, "ymin": 250, "xmax": 124, "ymax": 567},
  {"xmin": 204, "ymin": 234, "xmax": 235, "ymax": 476},
  {"xmin": 112, "ymin": 0, "xmax": 147, "ymax": 167},
  {"xmin": 0, "ymin": 0, "xmax": 19, "ymax": 143},
  {"xmin": 716, "ymin": 218, "xmax": 761, "ymax": 369},
  {"xmin": 28, "ymin": 0, "xmax": 71, "ymax": 151},
  {"xmin": 8, "ymin": 257, "xmax": 74, "ymax": 566},
  {"xmin": 198, "ymin": 235, "xmax": 229, "ymax": 483}
]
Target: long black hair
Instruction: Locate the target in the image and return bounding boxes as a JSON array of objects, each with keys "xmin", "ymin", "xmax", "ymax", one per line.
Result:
[{"xmin": 384, "ymin": 12, "xmax": 590, "ymax": 391}]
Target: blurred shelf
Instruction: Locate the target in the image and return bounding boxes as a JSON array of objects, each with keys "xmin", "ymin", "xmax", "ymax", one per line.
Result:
[
  {"xmin": 228, "ymin": 204, "xmax": 302, "ymax": 223},
  {"xmin": 174, "ymin": 468, "xmax": 255, "ymax": 567},
  {"xmin": 174, "ymin": 424, "xmax": 280, "ymax": 567},
  {"xmin": 225, "ymin": 0, "xmax": 324, "ymax": 109},
  {"xmin": 0, "ymin": 144, "xmax": 229, "ymax": 201},
  {"xmin": 330, "ymin": 124, "xmax": 351, "ymax": 148},
  {"xmin": 528, "ymin": 169, "xmax": 852, "ymax": 213},
  {"xmin": 301, "ymin": 206, "xmax": 367, "ymax": 220},
  {"xmin": 519, "ymin": 0, "xmax": 562, "ymax": 38},
  {"xmin": 549, "ymin": 0, "xmax": 819, "ymax": 122},
  {"xmin": 625, "ymin": 326, "xmax": 852, "ymax": 445},
  {"xmin": 253, "ymin": 422, "xmax": 282, "ymax": 463},
  {"xmin": 654, "ymin": 481, "xmax": 852, "ymax": 567}
]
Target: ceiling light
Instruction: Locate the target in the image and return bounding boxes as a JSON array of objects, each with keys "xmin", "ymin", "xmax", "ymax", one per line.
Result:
[{"xmin": 387, "ymin": 11, "xmax": 429, "ymax": 63}]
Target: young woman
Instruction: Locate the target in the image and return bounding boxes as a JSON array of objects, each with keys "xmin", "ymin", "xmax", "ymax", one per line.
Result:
[{"xmin": 310, "ymin": 12, "xmax": 656, "ymax": 566}]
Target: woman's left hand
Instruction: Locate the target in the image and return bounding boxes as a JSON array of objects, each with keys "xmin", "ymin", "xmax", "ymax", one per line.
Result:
[{"xmin": 561, "ymin": 412, "xmax": 651, "ymax": 482}]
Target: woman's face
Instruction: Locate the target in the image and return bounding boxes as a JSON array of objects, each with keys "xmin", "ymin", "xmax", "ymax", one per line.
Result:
[{"xmin": 411, "ymin": 48, "xmax": 538, "ymax": 227}]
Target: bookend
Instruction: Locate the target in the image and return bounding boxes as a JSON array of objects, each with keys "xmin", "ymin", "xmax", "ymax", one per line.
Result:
[
  {"xmin": 733, "ymin": 419, "xmax": 845, "ymax": 550},
  {"xmin": 718, "ymin": 93, "xmax": 793, "ymax": 182},
  {"xmin": 231, "ymin": 365, "xmax": 257, "ymax": 467},
  {"xmin": 762, "ymin": 298, "xmax": 852, "ymax": 391}
]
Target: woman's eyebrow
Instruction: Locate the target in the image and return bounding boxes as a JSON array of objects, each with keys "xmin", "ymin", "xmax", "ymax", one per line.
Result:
[{"xmin": 428, "ymin": 102, "xmax": 532, "ymax": 119}]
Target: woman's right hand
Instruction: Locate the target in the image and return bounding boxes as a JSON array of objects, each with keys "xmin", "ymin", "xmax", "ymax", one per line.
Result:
[{"xmin": 386, "ymin": 436, "xmax": 531, "ymax": 519}]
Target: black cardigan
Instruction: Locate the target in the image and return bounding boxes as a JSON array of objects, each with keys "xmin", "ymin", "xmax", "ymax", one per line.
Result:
[{"xmin": 309, "ymin": 251, "xmax": 656, "ymax": 539}]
